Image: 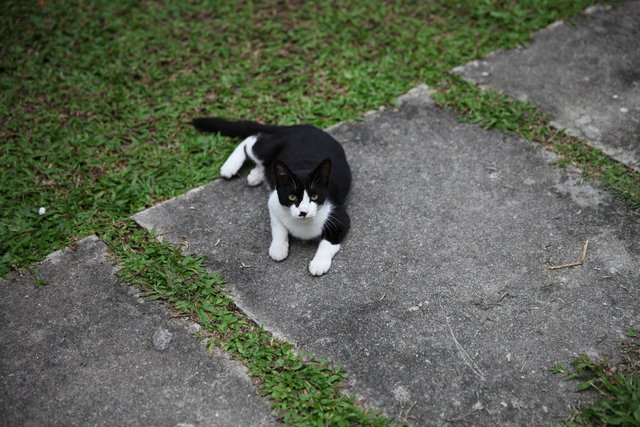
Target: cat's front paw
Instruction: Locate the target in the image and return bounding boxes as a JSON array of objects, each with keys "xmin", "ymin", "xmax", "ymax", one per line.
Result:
[
  {"xmin": 220, "ymin": 163, "xmax": 236, "ymax": 179},
  {"xmin": 269, "ymin": 242, "xmax": 289, "ymax": 261},
  {"xmin": 308, "ymin": 256, "xmax": 331, "ymax": 276},
  {"xmin": 247, "ymin": 166, "xmax": 264, "ymax": 186}
]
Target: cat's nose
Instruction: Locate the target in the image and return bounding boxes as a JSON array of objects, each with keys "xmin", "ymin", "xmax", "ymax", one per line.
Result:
[{"xmin": 299, "ymin": 211, "xmax": 307, "ymax": 217}]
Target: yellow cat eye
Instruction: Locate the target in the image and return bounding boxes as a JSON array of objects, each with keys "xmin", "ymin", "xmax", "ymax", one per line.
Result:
[
  {"xmin": 310, "ymin": 194, "xmax": 319, "ymax": 201},
  {"xmin": 288, "ymin": 194, "xmax": 297, "ymax": 201}
]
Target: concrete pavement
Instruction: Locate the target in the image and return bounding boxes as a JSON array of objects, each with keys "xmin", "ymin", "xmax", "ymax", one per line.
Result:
[{"xmin": 0, "ymin": 236, "xmax": 275, "ymax": 426}]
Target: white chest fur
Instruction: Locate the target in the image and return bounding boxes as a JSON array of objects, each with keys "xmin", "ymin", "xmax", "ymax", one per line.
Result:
[{"xmin": 268, "ymin": 191, "xmax": 332, "ymax": 240}]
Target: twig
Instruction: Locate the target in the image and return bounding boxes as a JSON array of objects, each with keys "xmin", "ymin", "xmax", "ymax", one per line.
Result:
[
  {"xmin": 624, "ymin": 245, "xmax": 638, "ymax": 262},
  {"xmin": 240, "ymin": 262, "xmax": 255, "ymax": 269},
  {"xmin": 548, "ymin": 240, "xmax": 589, "ymax": 270},
  {"xmin": 440, "ymin": 296, "xmax": 485, "ymax": 381},
  {"xmin": 470, "ymin": 292, "xmax": 510, "ymax": 310},
  {"xmin": 179, "ymin": 236, "xmax": 190, "ymax": 250},
  {"xmin": 446, "ymin": 402, "xmax": 484, "ymax": 423},
  {"xmin": 546, "ymin": 127, "xmax": 561, "ymax": 145},
  {"xmin": 603, "ymin": 275, "xmax": 631, "ymax": 291},
  {"xmin": 401, "ymin": 401, "xmax": 418, "ymax": 424}
]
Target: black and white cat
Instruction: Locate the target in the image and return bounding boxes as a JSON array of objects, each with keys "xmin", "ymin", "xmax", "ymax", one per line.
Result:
[{"xmin": 192, "ymin": 117, "xmax": 351, "ymax": 276}]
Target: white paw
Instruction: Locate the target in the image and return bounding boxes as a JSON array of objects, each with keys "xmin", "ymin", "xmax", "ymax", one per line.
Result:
[
  {"xmin": 309, "ymin": 256, "xmax": 331, "ymax": 276},
  {"xmin": 247, "ymin": 167, "xmax": 264, "ymax": 186},
  {"xmin": 269, "ymin": 241, "xmax": 289, "ymax": 261},
  {"xmin": 220, "ymin": 162, "xmax": 237, "ymax": 179}
]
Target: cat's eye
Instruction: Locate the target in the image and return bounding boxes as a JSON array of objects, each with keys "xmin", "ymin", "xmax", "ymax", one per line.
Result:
[
  {"xmin": 288, "ymin": 194, "xmax": 297, "ymax": 201},
  {"xmin": 310, "ymin": 194, "xmax": 319, "ymax": 201}
]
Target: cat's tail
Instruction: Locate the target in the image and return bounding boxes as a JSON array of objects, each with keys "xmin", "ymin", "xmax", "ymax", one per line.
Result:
[{"xmin": 191, "ymin": 117, "xmax": 286, "ymax": 138}]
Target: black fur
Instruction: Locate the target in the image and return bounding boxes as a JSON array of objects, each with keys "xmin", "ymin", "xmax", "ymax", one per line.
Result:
[
  {"xmin": 191, "ymin": 117, "xmax": 285, "ymax": 137},
  {"xmin": 192, "ymin": 117, "xmax": 351, "ymax": 245}
]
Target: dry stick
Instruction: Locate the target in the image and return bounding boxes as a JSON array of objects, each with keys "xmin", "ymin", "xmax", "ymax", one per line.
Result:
[
  {"xmin": 440, "ymin": 296, "xmax": 486, "ymax": 381},
  {"xmin": 446, "ymin": 403, "xmax": 484, "ymax": 423},
  {"xmin": 548, "ymin": 240, "xmax": 589, "ymax": 270},
  {"xmin": 401, "ymin": 401, "xmax": 418, "ymax": 424}
]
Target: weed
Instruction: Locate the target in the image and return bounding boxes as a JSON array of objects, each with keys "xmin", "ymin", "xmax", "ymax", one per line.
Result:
[
  {"xmin": 554, "ymin": 334, "xmax": 640, "ymax": 426},
  {"xmin": 551, "ymin": 363, "xmax": 568, "ymax": 375},
  {"xmin": 27, "ymin": 267, "xmax": 48, "ymax": 287}
]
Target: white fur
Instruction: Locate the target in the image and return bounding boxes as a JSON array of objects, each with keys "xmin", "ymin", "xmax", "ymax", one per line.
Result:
[
  {"xmin": 247, "ymin": 164, "xmax": 264, "ymax": 186},
  {"xmin": 220, "ymin": 135, "xmax": 259, "ymax": 181},
  {"xmin": 268, "ymin": 211, "xmax": 289, "ymax": 261},
  {"xmin": 268, "ymin": 191, "xmax": 339, "ymax": 275},
  {"xmin": 268, "ymin": 191, "xmax": 331, "ymax": 241},
  {"xmin": 290, "ymin": 191, "xmax": 318, "ymax": 218},
  {"xmin": 309, "ymin": 239, "xmax": 341, "ymax": 276}
]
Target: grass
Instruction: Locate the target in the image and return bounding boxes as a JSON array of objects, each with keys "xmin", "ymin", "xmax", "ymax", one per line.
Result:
[
  {"xmin": 552, "ymin": 333, "xmax": 640, "ymax": 426},
  {"xmin": 2, "ymin": 0, "xmax": 635, "ymax": 423}
]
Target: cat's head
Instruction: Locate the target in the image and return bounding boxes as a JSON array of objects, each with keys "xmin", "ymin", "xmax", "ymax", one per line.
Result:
[{"xmin": 273, "ymin": 159, "xmax": 331, "ymax": 219}]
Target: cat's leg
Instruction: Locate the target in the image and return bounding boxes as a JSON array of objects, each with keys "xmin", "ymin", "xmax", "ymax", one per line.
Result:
[
  {"xmin": 309, "ymin": 240, "xmax": 341, "ymax": 276},
  {"xmin": 246, "ymin": 164, "xmax": 265, "ymax": 186},
  {"xmin": 244, "ymin": 136, "xmax": 265, "ymax": 186},
  {"xmin": 268, "ymin": 192, "xmax": 289, "ymax": 261},
  {"xmin": 220, "ymin": 135, "xmax": 257, "ymax": 178},
  {"xmin": 309, "ymin": 206, "xmax": 350, "ymax": 276}
]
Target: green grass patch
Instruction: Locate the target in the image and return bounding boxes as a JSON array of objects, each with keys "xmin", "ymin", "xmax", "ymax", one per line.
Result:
[
  {"xmin": 102, "ymin": 220, "xmax": 391, "ymax": 425},
  {"xmin": 552, "ymin": 334, "xmax": 640, "ymax": 426}
]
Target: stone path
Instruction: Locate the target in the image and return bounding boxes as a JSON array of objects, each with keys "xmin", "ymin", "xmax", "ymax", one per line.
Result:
[{"xmin": 0, "ymin": 236, "xmax": 275, "ymax": 426}]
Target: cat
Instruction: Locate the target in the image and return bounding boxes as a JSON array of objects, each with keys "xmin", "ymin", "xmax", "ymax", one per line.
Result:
[{"xmin": 192, "ymin": 117, "xmax": 351, "ymax": 276}]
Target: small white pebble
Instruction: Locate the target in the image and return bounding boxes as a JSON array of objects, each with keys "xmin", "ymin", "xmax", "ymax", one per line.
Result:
[
  {"xmin": 481, "ymin": 71, "xmax": 490, "ymax": 77},
  {"xmin": 38, "ymin": 207, "xmax": 46, "ymax": 215},
  {"xmin": 620, "ymin": 107, "xmax": 629, "ymax": 113},
  {"xmin": 186, "ymin": 322, "xmax": 201, "ymax": 334},
  {"xmin": 612, "ymin": 94, "xmax": 619, "ymax": 99}
]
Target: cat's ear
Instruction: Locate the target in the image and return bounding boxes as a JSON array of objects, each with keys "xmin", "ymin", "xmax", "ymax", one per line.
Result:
[
  {"xmin": 311, "ymin": 159, "xmax": 331, "ymax": 186},
  {"xmin": 273, "ymin": 161, "xmax": 294, "ymax": 188}
]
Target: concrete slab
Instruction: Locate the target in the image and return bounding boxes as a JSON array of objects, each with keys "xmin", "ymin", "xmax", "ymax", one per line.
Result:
[
  {"xmin": 0, "ymin": 236, "xmax": 275, "ymax": 426},
  {"xmin": 454, "ymin": 1, "xmax": 640, "ymax": 170},
  {"xmin": 133, "ymin": 89, "xmax": 640, "ymax": 425}
]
